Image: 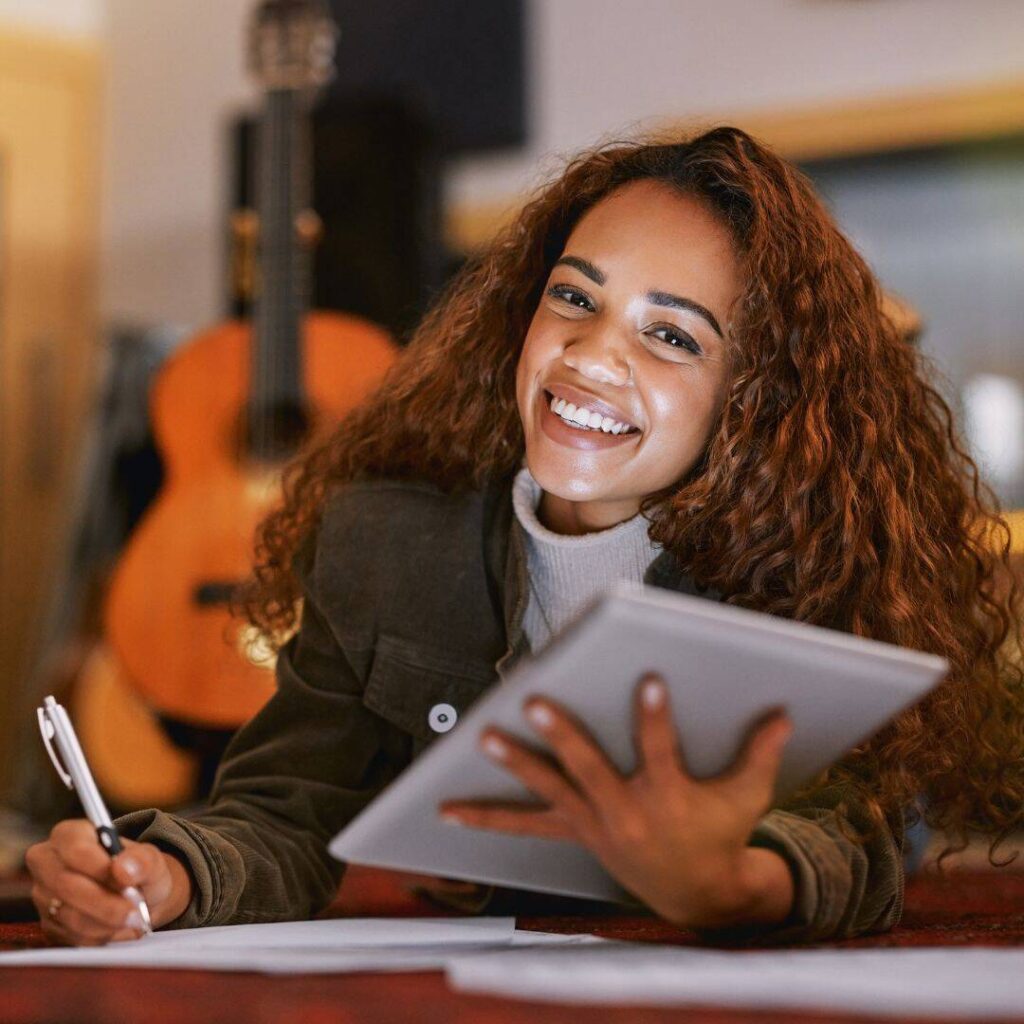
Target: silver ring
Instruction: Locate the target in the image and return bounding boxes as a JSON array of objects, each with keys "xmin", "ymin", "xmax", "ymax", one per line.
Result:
[{"xmin": 47, "ymin": 896, "xmax": 63, "ymax": 919}]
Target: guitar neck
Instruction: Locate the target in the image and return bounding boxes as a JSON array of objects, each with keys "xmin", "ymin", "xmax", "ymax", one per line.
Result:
[{"xmin": 250, "ymin": 87, "xmax": 311, "ymax": 439}]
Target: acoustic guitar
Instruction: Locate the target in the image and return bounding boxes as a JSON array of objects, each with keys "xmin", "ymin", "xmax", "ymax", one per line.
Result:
[{"xmin": 103, "ymin": 0, "xmax": 397, "ymax": 733}]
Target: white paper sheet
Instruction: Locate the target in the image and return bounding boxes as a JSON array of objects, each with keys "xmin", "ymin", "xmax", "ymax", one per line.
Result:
[
  {"xmin": 0, "ymin": 917, "xmax": 602, "ymax": 975},
  {"xmin": 447, "ymin": 944, "xmax": 1024, "ymax": 1019}
]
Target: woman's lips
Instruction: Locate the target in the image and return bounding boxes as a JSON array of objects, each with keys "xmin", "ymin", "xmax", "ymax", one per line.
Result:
[
  {"xmin": 545, "ymin": 382, "xmax": 639, "ymax": 432},
  {"xmin": 538, "ymin": 394, "xmax": 640, "ymax": 451}
]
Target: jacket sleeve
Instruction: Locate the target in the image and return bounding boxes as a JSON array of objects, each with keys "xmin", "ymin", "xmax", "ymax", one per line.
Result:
[
  {"xmin": 737, "ymin": 782, "xmax": 905, "ymax": 943},
  {"xmin": 114, "ymin": 548, "xmax": 411, "ymax": 929}
]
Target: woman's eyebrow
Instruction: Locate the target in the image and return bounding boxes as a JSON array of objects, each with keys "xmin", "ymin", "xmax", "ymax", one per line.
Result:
[
  {"xmin": 554, "ymin": 254, "xmax": 606, "ymax": 285},
  {"xmin": 553, "ymin": 255, "xmax": 724, "ymax": 339},
  {"xmin": 647, "ymin": 291, "xmax": 724, "ymax": 340}
]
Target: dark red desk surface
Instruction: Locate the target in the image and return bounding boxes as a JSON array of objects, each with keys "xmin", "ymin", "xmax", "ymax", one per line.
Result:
[{"xmin": 1, "ymin": 867, "xmax": 1023, "ymax": 1024}]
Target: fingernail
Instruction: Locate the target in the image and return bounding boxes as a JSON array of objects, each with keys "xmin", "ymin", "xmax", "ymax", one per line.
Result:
[
  {"xmin": 642, "ymin": 679, "xmax": 665, "ymax": 710},
  {"xmin": 124, "ymin": 910, "xmax": 145, "ymax": 932},
  {"xmin": 481, "ymin": 734, "xmax": 509, "ymax": 760},
  {"xmin": 440, "ymin": 812, "xmax": 464, "ymax": 826},
  {"xmin": 525, "ymin": 702, "xmax": 554, "ymax": 731},
  {"xmin": 119, "ymin": 857, "xmax": 140, "ymax": 880}
]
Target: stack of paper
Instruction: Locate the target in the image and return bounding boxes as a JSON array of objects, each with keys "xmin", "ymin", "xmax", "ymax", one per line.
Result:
[
  {"xmin": 447, "ymin": 944, "xmax": 1024, "ymax": 1018},
  {"xmin": 9, "ymin": 916, "xmax": 1021, "ymax": 1019},
  {"xmin": 0, "ymin": 917, "xmax": 602, "ymax": 974}
]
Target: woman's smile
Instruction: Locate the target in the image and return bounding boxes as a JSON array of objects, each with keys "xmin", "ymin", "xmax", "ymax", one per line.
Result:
[{"xmin": 538, "ymin": 382, "xmax": 642, "ymax": 451}]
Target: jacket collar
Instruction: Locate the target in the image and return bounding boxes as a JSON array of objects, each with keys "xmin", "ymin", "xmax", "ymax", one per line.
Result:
[{"xmin": 644, "ymin": 547, "xmax": 720, "ymax": 599}]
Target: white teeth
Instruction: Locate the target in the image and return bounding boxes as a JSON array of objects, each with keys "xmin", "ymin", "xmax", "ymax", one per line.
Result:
[{"xmin": 547, "ymin": 391, "xmax": 635, "ymax": 435}]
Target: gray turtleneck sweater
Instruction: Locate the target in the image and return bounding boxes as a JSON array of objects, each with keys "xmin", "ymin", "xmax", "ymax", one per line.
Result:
[{"xmin": 512, "ymin": 466, "xmax": 663, "ymax": 651}]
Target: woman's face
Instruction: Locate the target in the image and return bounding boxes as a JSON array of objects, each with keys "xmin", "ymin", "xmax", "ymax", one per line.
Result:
[{"xmin": 516, "ymin": 179, "xmax": 743, "ymax": 534}]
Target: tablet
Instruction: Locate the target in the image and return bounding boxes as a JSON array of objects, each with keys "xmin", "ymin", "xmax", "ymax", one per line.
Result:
[{"xmin": 329, "ymin": 582, "xmax": 948, "ymax": 904}]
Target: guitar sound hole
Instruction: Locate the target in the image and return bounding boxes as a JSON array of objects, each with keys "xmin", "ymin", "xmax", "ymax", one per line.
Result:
[
  {"xmin": 243, "ymin": 401, "xmax": 311, "ymax": 463},
  {"xmin": 194, "ymin": 581, "xmax": 242, "ymax": 607}
]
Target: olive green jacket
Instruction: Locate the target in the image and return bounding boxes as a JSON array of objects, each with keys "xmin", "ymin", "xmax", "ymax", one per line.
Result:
[{"xmin": 117, "ymin": 476, "xmax": 904, "ymax": 941}]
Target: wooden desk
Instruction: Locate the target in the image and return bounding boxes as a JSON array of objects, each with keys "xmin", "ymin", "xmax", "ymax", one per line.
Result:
[{"xmin": 1, "ymin": 868, "xmax": 1022, "ymax": 1024}]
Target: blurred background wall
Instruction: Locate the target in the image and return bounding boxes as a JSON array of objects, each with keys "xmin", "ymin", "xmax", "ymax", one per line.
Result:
[
  {"xmin": 90, "ymin": 0, "xmax": 1024, "ymax": 329},
  {"xmin": 0, "ymin": 0, "xmax": 101, "ymax": 36},
  {"xmin": 0, "ymin": 0, "xmax": 103, "ymax": 801}
]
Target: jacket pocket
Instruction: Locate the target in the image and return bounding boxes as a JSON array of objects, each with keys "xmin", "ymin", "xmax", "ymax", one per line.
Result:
[{"xmin": 362, "ymin": 633, "xmax": 495, "ymax": 744}]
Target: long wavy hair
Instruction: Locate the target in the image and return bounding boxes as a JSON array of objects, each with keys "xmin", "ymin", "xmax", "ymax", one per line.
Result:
[{"xmin": 243, "ymin": 125, "xmax": 1024, "ymax": 855}]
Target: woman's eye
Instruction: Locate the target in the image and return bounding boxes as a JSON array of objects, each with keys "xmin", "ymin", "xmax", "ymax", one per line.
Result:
[
  {"xmin": 546, "ymin": 285, "xmax": 594, "ymax": 311},
  {"xmin": 648, "ymin": 325, "xmax": 702, "ymax": 356}
]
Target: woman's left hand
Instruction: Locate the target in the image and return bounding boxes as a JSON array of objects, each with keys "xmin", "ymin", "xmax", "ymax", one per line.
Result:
[{"xmin": 438, "ymin": 674, "xmax": 795, "ymax": 931}]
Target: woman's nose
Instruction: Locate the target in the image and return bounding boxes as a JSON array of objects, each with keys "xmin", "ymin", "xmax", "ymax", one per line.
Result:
[{"xmin": 562, "ymin": 325, "xmax": 632, "ymax": 387}]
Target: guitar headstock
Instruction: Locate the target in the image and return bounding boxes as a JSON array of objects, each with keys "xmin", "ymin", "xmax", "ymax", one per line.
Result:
[{"xmin": 248, "ymin": 0, "xmax": 337, "ymax": 93}]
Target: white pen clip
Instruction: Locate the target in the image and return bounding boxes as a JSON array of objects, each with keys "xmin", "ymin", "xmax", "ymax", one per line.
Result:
[{"xmin": 37, "ymin": 706, "xmax": 74, "ymax": 789}]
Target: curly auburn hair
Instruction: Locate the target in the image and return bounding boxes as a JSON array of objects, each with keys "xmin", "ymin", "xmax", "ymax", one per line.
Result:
[{"xmin": 244, "ymin": 125, "xmax": 1024, "ymax": 855}]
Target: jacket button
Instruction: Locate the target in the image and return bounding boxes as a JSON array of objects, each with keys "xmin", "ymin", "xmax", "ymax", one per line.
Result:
[{"xmin": 428, "ymin": 703, "xmax": 457, "ymax": 733}]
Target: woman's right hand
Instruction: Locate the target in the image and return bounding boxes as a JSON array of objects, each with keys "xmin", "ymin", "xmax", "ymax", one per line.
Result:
[{"xmin": 25, "ymin": 819, "xmax": 194, "ymax": 946}]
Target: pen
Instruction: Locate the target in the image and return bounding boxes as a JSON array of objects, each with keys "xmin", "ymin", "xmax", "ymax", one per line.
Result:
[{"xmin": 37, "ymin": 695, "xmax": 153, "ymax": 935}]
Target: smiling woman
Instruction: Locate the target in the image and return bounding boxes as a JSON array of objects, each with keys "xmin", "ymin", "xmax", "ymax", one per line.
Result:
[{"xmin": 25, "ymin": 126, "xmax": 1024, "ymax": 947}]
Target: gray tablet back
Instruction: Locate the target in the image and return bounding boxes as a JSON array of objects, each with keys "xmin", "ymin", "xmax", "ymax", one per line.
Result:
[{"xmin": 329, "ymin": 583, "xmax": 947, "ymax": 903}]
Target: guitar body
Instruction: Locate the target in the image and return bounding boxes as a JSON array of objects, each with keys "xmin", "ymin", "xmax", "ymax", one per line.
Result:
[
  {"xmin": 104, "ymin": 311, "xmax": 396, "ymax": 727},
  {"xmin": 71, "ymin": 643, "xmax": 198, "ymax": 809}
]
